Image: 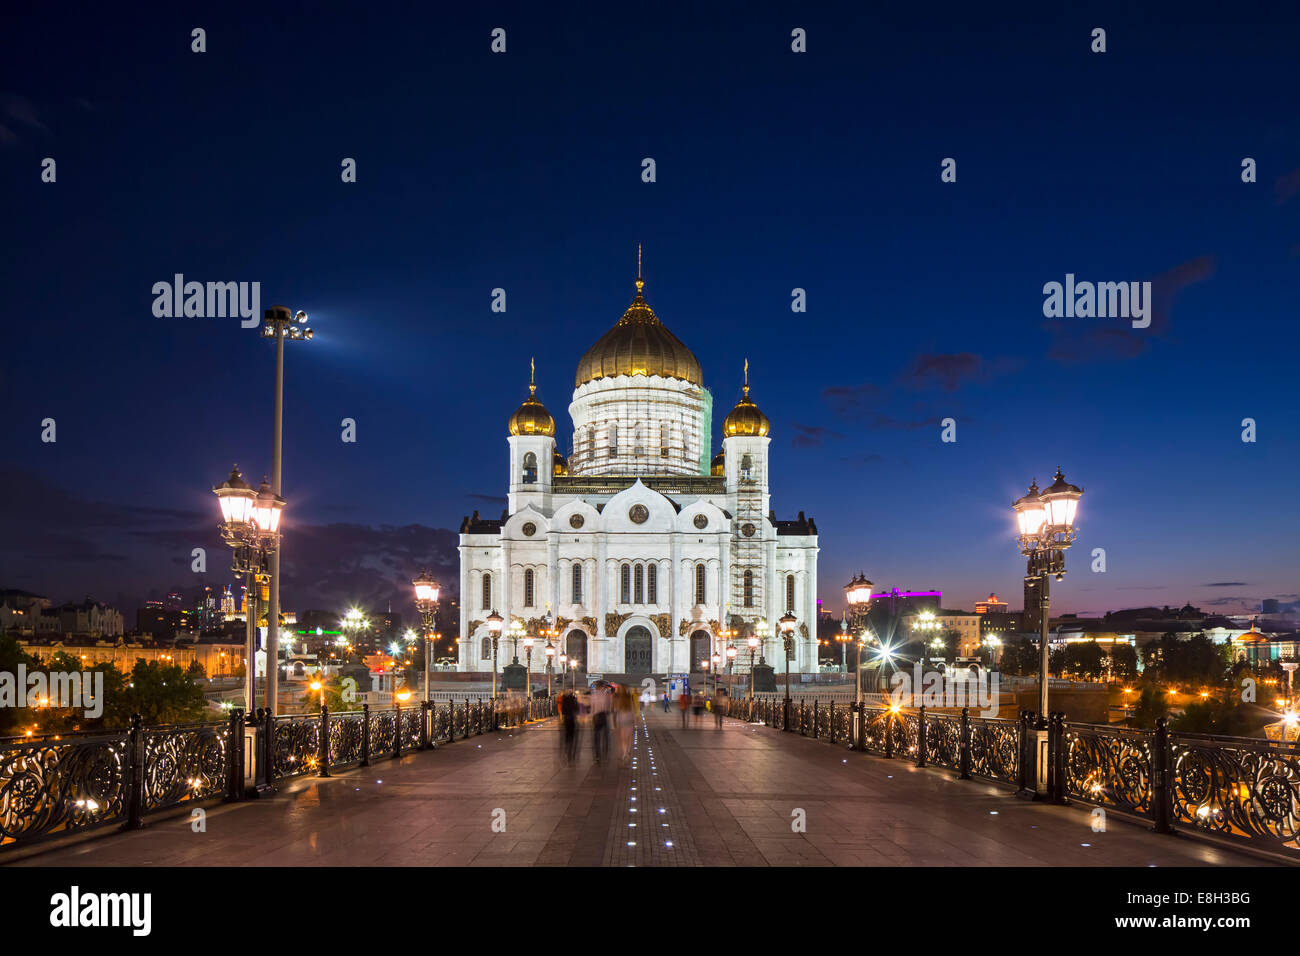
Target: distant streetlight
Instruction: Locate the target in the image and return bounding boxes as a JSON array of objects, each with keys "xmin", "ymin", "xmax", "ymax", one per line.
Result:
[
  {"xmin": 1012, "ymin": 468, "xmax": 1083, "ymax": 798},
  {"xmin": 412, "ymin": 572, "xmax": 440, "ymax": 703},
  {"xmin": 746, "ymin": 634, "xmax": 759, "ymax": 701},
  {"xmin": 523, "ymin": 635, "xmax": 536, "ymax": 701},
  {"xmin": 486, "ymin": 611, "xmax": 503, "ymax": 701},
  {"xmin": 779, "ymin": 612, "xmax": 797, "ymax": 730},
  {"xmin": 843, "ymin": 573, "xmax": 874, "ymax": 724},
  {"xmin": 545, "ymin": 641, "xmax": 555, "ymax": 697}
]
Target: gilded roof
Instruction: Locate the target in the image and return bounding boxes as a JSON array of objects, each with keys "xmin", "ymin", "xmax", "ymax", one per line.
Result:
[{"xmin": 574, "ymin": 281, "xmax": 702, "ymax": 387}]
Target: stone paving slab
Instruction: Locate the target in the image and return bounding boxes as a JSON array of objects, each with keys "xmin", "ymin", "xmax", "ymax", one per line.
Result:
[{"xmin": 7, "ymin": 710, "xmax": 1276, "ymax": 867}]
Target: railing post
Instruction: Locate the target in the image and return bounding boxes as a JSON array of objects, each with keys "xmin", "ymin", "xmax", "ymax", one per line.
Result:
[
  {"xmin": 225, "ymin": 707, "xmax": 245, "ymax": 802},
  {"xmin": 1050, "ymin": 712, "xmax": 1067, "ymax": 804},
  {"xmin": 916, "ymin": 705, "xmax": 927, "ymax": 768},
  {"xmin": 1152, "ymin": 717, "xmax": 1173, "ymax": 834},
  {"xmin": 420, "ymin": 701, "xmax": 431, "ymax": 751},
  {"xmin": 1015, "ymin": 709, "xmax": 1034, "ymax": 796},
  {"xmin": 884, "ymin": 707, "xmax": 894, "ymax": 758},
  {"xmin": 123, "ymin": 713, "xmax": 145, "ymax": 830},
  {"xmin": 318, "ymin": 705, "xmax": 331, "ymax": 777},
  {"xmin": 361, "ymin": 703, "xmax": 371, "ymax": 767},
  {"xmin": 263, "ymin": 707, "xmax": 276, "ymax": 788},
  {"xmin": 828, "ymin": 700, "xmax": 835, "ymax": 743},
  {"xmin": 813, "ymin": 700, "xmax": 819, "ymax": 739},
  {"xmin": 959, "ymin": 706, "xmax": 971, "ymax": 779},
  {"xmin": 393, "ymin": 704, "xmax": 403, "ymax": 759}
]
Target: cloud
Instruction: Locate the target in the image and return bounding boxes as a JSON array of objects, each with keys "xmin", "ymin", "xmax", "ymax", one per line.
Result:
[
  {"xmin": 1202, "ymin": 581, "xmax": 1247, "ymax": 587},
  {"xmin": 791, "ymin": 423, "xmax": 843, "ymax": 448},
  {"xmin": 1045, "ymin": 255, "xmax": 1216, "ymax": 364},
  {"xmin": 839, "ymin": 452, "xmax": 884, "ymax": 466},
  {"xmin": 0, "ymin": 93, "xmax": 48, "ymax": 147},
  {"xmin": 897, "ymin": 352, "xmax": 1011, "ymax": 392},
  {"xmin": 1275, "ymin": 167, "xmax": 1300, "ymax": 204},
  {"xmin": 821, "ymin": 383, "xmax": 879, "ymax": 420}
]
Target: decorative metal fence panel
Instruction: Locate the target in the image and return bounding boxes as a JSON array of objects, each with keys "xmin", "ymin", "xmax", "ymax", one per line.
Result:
[
  {"xmin": 0, "ymin": 730, "xmax": 130, "ymax": 846},
  {"xmin": 329, "ymin": 712, "xmax": 365, "ymax": 768},
  {"xmin": 369, "ymin": 709, "xmax": 396, "ymax": 756},
  {"xmin": 273, "ymin": 716, "xmax": 320, "ymax": 778},
  {"xmin": 1168, "ymin": 732, "xmax": 1300, "ymax": 851},
  {"xmin": 925, "ymin": 712, "xmax": 962, "ymax": 772},
  {"xmin": 969, "ymin": 716, "xmax": 1019, "ymax": 784},
  {"xmin": 142, "ymin": 723, "xmax": 229, "ymax": 812},
  {"xmin": 1062, "ymin": 722, "xmax": 1153, "ymax": 818}
]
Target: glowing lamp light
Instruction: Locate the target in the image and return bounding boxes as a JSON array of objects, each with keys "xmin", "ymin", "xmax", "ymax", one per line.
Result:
[
  {"xmin": 213, "ymin": 465, "xmax": 256, "ymax": 526},
  {"xmin": 250, "ymin": 477, "xmax": 285, "ymax": 535},
  {"xmin": 486, "ymin": 611, "xmax": 503, "ymax": 636},
  {"xmin": 843, "ymin": 572, "xmax": 873, "ymax": 607},
  {"xmin": 1013, "ymin": 481, "xmax": 1047, "ymax": 537},
  {"xmin": 396, "ymin": 689, "xmax": 412, "ymax": 703},
  {"xmin": 413, "ymin": 575, "xmax": 441, "ymax": 603},
  {"xmin": 1040, "ymin": 468, "xmax": 1082, "ymax": 531}
]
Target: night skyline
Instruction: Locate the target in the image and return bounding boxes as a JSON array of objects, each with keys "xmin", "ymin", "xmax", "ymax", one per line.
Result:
[{"xmin": 3, "ymin": 3, "xmax": 1298, "ymax": 620}]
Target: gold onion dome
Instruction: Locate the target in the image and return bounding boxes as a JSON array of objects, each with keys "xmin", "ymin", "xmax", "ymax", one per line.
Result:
[
  {"xmin": 722, "ymin": 362, "xmax": 770, "ymax": 437},
  {"xmin": 574, "ymin": 271, "xmax": 702, "ymax": 387},
  {"xmin": 508, "ymin": 361, "xmax": 555, "ymax": 436},
  {"xmin": 552, "ymin": 450, "xmax": 569, "ymax": 476},
  {"xmin": 710, "ymin": 450, "xmax": 725, "ymax": 476}
]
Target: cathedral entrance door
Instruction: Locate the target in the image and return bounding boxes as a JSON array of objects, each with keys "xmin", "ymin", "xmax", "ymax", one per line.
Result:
[
  {"xmin": 624, "ymin": 626, "xmax": 652, "ymax": 674},
  {"xmin": 565, "ymin": 630, "xmax": 587, "ymax": 672},
  {"xmin": 689, "ymin": 630, "xmax": 711, "ymax": 672}
]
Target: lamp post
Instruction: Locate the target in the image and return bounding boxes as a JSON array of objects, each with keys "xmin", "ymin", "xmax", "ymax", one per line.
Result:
[
  {"xmin": 746, "ymin": 635, "xmax": 759, "ymax": 700},
  {"xmin": 726, "ymin": 643, "xmax": 737, "ymax": 699},
  {"xmin": 779, "ymin": 612, "xmax": 797, "ymax": 730},
  {"xmin": 545, "ymin": 641, "xmax": 555, "ymax": 698},
  {"xmin": 912, "ymin": 609, "xmax": 940, "ymax": 668},
  {"xmin": 261, "ymin": 305, "xmax": 312, "ymax": 717},
  {"xmin": 558, "ymin": 654, "xmax": 568, "ymax": 692},
  {"xmin": 843, "ymin": 573, "xmax": 874, "ymax": 708},
  {"xmin": 711, "ymin": 653, "xmax": 721, "ymax": 693},
  {"xmin": 523, "ymin": 635, "xmax": 535, "ymax": 701},
  {"xmin": 1012, "ymin": 468, "xmax": 1083, "ymax": 799},
  {"xmin": 412, "ymin": 572, "xmax": 441, "ymax": 704},
  {"xmin": 214, "ymin": 465, "xmax": 282, "ymax": 715},
  {"xmin": 486, "ymin": 610, "xmax": 503, "ymax": 701}
]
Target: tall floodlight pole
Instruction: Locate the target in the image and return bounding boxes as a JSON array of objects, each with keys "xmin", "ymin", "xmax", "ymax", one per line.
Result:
[
  {"xmin": 261, "ymin": 305, "xmax": 312, "ymax": 716},
  {"xmin": 413, "ymin": 572, "xmax": 441, "ymax": 703},
  {"xmin": 1012, "ymin": 469, "xmax": 1083, "ymax": 799}
]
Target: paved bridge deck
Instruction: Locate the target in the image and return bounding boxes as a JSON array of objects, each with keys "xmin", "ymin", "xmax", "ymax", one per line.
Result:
[{"xmin": 11, "ymin": 708, "xmax": 1270, "ymax": 867}]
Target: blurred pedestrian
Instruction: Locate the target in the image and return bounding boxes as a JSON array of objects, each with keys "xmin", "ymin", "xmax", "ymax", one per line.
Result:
[
  {"xmin": 713, "ymin": 689, "xmax": 728, "ymax": 728},
  {"xmin": 661, "ymin": 691, "xmax": 670, "ymax": 713},
  {"xmin": 560, "ymin": 690, "xmax": 580, "ymax": 763},
  {"xmin": 692, "ymin": 691, "xmax": 705, "ymax": 726},
  {"xmin": 615, "ymin": 686, "xmax": 634, "ymax": 764},
  {"xmin": 591, "ymin": 682, "xmax": 612, "ymax": 763},
  {"xmin": 678, "ymin": 689, "xmax": 691, "ymax": 728}
]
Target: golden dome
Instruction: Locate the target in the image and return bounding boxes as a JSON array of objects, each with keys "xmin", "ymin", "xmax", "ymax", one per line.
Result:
[
  {"xmin": 710, "ymin": 450, "xmax": 725, "ymax": 477},
  {"xmin": 574, "ymin": 277, "xmax": 701, "ymax": 387},
  {"xmin": 722, "ymin": 362, "xmax": 770, "ymax": 437},
  {"xmin": 508, "ymin": 364, "xmax": 555, "ymax": 437},
  {"xmin": 552, "ymin": 450, "xmax": 568, "ymax": 476}
]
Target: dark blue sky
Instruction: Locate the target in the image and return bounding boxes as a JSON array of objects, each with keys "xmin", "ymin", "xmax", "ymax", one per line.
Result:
[{"xmin": 3, "ymin": 2, "xmax": 1298, "ymax": 619}]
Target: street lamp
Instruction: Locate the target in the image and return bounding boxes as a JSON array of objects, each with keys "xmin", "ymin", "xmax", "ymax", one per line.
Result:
[
  {"xmin": 545, "ymin": 641, "xmax": 555, "ymax": 698},
  {"xmin": 309, "ymin": 678, "xmax": 324, "ymax": 712},
  {"xmin": 214, "ymin": 465, "xmax": 261, "ymax": 715},
  {"xmin": 843, "ymin": 573, "xmax": 873, "ymax": 708},
  {"xmin": 1013, "ymin": 468, "xmax": 1083, "ymax": 798},
  {"xmin": 746, "ymin": 634, "xmax": 759, "ymax": 701},
  {"xmin": 260, "ymin": 305, "xmax": 312, "ymax": 718},
  {"xmin": 726, "ymin": 643, "xmax": 737, "ymax": 699},
  {"xmin": 412, "ymin": 571, "xmax": 440, "ymax": 703},
  {"xmin": 779, "ymin": 612, "xmax": 797, "ymax": 730},
  {"xmin": 558, "ymin": 653, "xmax": 568, "ymax": 692},
  {"xmin": 523, "ymin": 635, "xmax": 535, "ymax": 702},
  {"xmin": 486, "ymin": 610, "xmax": 503, "ymax": 701},
  {"xmin": 711, "ymin": 652, "xmax": 721, "ymax": 693}
]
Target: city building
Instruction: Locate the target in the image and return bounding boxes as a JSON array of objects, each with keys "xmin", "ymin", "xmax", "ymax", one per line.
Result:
[
  {"xmin": 975, "ymin": 593, "xmax": 1008, "ymax": 615},
  {"xmin": 899, "ymin": 609, "xmax": 982, "ymax": 657},
  {"xmin": 36, "ymin": 599, "xmax": 124, "ymax": 638},
  {"xmin": 458, "ymin": 266, "xmax": 820, "ymax": 676}
]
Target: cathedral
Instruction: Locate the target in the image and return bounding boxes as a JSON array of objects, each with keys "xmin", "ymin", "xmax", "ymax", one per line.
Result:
[{"xmin": 457, "ymin": 264, "xmax": 820, "ymax": 678}]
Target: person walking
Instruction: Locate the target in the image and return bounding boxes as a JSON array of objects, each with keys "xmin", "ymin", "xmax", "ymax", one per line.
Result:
[
  {"xmin": 560, "ymin": 690, "xmax": 580, "ymax": 764},
  {"xmin": 677, "ymin": 688, "xmax": 691, "ymax": 729},
  {"xmin": 713, "ymin": 688, "xmax": 727, "ymax": 728},
  {"xmin": 661, "ymin": 691, "xmax": 670, "ymax": 713},
  {"xmin": 615, "ymin": 686, "xmax": 634, "ymax": 764},
  {"xmin": 591, "ymin": 682, "xmax": 612, "ymax": 764},
  {"xmin": 692, "ymin": 691, "xmax": 706, "ymax": 727}
]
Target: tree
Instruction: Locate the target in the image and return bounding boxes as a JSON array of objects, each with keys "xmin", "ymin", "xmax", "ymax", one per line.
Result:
[
  {"xmin": 1130, "ymin": 684, "xmax": 1169, "ymax": 728},
  {"xmin": 1109, "ymin": 643, "xmax": 1138, "ymax": 681},
  {"xmin": 1000, "ymin": 635, "xmax": 1039, "ymax": 676},
  {"xmin": 298, "ymin": 674, "xmax": 358, "ymax": 713},
  {"xmin": 105, "ymin": 659, "xmax": 210, "ymax": 726},
  {"xmin": 0, "ymin": 635, "xmax": 37, "ymax": 735},
  {"xmin": 1169, "ymin": 698, "xmax": 1263, "ymax": 737},
  {"xmin": 1063, "ymin": 641, "xmax": 1106, "ymax": 681}
]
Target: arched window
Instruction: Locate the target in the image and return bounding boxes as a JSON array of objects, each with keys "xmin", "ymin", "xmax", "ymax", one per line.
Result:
[
  {"xmin": 480, "ymin": 636, "xmax": 491, "ymax": 661},
  {"xmin": 571, "ymin": 564, "xmax": 582, "ymax": 605},
  {"xmin": 634, "ymin": 564, "xmax": 644, "ymax": 604},
  {"xmin": 694, "ymin": 563, "xmax": 706, "ymax": 605},
  {"xmin": 741, "ymin": 454, "xmax": 753, "ymax": 481},
  {"xmin": 621, "ymin": 563, "xmax": 631, "ymax": 603},
  {"xmin": 743, "ymin": 570, "xmax": 754, "ymax": 607},
  {"xmin": 482, "ymin": 573, "xmax": 492, "ymax": 611},
  {"xmin": 522, "ymin": 451, "xmax": 537, "ymax": 484},
  {"xmin": 786, "ymin": 574, "xmax": 796, "ymax": 613},
  {"xmin": 524, "ymin": 568, "xmax": 535, "ymax": 608},
  {"xmin": 647, "ymin": 564, "xmax": 658, "ymax": 604}
]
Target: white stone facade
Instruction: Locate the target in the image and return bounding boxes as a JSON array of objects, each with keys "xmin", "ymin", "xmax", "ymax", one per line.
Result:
[{"xmin": 457, "ymin": 283, "xmax": 819, "ymax": 678}]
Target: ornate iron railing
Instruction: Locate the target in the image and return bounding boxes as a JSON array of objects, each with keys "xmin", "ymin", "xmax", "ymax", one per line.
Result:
[{"xmin": 0, "ymin": 695, "xmax": 551, "ymax": 854}]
